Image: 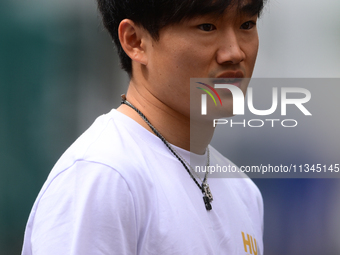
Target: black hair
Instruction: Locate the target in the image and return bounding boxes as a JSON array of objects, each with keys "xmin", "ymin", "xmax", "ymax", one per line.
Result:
[{"xmin": 97, "ymin": 0, "xmax": 265, "ymax": 75}]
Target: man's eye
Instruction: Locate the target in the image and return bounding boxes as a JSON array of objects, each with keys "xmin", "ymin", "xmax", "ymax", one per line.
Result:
[
  {"xmin": 240, "ymin": 21, "xmax": 256, "ymax": 30},
  {"xmin": 198, "ymin": 24, "xmax": 216, "ymax": 32}
]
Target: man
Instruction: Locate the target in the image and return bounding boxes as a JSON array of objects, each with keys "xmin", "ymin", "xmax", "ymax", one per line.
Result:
[{"xmin": 22, "ymin": 0, "xmax": 265, "ymax": 254}]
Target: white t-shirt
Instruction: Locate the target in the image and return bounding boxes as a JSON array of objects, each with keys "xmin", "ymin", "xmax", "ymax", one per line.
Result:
[{"xmin": 22, "ymin": 109, "xmax": 264, "ymax": 255}]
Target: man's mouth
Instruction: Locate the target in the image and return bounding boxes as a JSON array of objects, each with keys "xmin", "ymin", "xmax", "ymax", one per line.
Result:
[
  {"xmin": 216, "ymin": 70, "xmax": 244, "ymax": 79},
  {"xmin": 214, "ymin": 70, "xmax": 244, "ymax": 87},
  {"xmin": 212, "ymin": 78, "xmax": 243, "ymax": 88}
]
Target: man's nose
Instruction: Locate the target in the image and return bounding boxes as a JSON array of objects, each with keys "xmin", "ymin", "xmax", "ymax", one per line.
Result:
[{"xmin": 216, "ymin": 30, "xmax": 245, "ymax": 65}]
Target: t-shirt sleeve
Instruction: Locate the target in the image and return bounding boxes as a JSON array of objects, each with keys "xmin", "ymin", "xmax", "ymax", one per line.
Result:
[{"xmin": 29, "ymin": 160, "xmax": 138, "ymax": 255}]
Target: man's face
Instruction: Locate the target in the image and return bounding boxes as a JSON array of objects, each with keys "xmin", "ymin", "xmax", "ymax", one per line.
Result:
[{"xmin": 140, "ymin": 2, "xmax": 259, "ymax": 118}]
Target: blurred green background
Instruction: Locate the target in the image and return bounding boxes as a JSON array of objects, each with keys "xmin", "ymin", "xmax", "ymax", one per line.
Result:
[
  {"xmin": 1, "ymin": 0, "xmax": 339, "ymax": 254},
  {"xmin": 0, "ymin": 0, "xmax": 127, "ymax": 253}
]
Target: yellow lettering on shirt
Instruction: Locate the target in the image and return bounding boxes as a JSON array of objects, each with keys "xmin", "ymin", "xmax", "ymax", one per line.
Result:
[{"xmin": 241, "ymin": 232, "xmax": 258, "ymax": 255}]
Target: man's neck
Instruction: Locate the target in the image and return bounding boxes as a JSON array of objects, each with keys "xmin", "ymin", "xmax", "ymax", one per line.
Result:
[{"xmin": 117, "ymin": 80, "xmax": 214, "ymax": 155}]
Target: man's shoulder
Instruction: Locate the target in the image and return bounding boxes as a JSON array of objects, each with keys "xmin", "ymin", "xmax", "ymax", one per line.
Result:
[{"xmin": 49, "ymin": 109, "xmax": 155, "ymax": 180}]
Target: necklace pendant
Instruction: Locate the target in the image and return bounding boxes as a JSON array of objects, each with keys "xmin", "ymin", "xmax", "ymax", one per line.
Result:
[
  {"xmin": 203, "ymin": 183, "xmax": 213, "ymax": 202},
  {"xmin": 203, "ymin": 196, "xmax": 212, "ymax": 210}
]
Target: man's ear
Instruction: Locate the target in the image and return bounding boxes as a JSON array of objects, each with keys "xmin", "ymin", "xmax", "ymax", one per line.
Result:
[{"xmin": 118, "ymin": 19, "xmax": 149, "ymax": 66}]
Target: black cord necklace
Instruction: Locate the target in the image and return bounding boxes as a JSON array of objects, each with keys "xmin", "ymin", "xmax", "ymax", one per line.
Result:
[{"xmin": 121, "ymin": 95, "xmax": 213, "ymax": 210}]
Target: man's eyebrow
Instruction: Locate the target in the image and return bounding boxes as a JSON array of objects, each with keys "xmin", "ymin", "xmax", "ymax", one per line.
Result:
[{"xmin": 238, "ymin": 1, "xmax": 264, "ymax": 17}]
